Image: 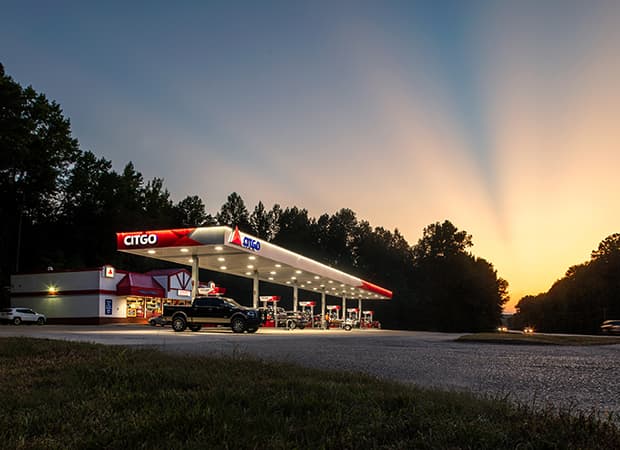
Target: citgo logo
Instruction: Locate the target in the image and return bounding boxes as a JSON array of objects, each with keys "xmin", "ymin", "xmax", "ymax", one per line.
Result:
[
  {"xmin": 242, "ymin": 236, "xmax": 261, "ymax": 251},
  {"xmin": 123, "ymin": 233, "xmax": 158, "ymax": 246},
  {"xmin": 229, "ymin": 226, "xmax": 261, "ymax": 252}
]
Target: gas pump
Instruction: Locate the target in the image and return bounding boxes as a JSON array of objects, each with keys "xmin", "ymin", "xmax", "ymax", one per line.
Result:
[
  {"xmin": 346, "ymin": 308, "xmax": 359, "ymax": 321},
  {"xmin": 325, "ymin": 305, "xmax": 341, "ymax": 329},
  {"xmin": 259, "ymin": 296, "xmax": 281, "ymax": 328},
  {"xmin": 362, "ymin": 310, "xmax": 374, "ymax": 328},
  {"xmin": 342, "ymin": 308, "xmax": 359, "ymax": 331},
  {"xmin": 298, "ymin": 301, "xmax": 316, "ymax": 328}
]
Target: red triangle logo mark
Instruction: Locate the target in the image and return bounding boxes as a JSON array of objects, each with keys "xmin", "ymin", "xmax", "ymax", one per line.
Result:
[{"xmin": 230, "ymin": 226, "xmax": 242, "ymax": 246}]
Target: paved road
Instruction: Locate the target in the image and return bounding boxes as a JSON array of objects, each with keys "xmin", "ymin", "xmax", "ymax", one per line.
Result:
[{"xmin": 1, "ymin": 324, "xmax": 619, "ymax": 417}]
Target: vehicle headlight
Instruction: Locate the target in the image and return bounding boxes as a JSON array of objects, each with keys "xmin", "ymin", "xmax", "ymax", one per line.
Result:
[{"xmin": 247, "ymin": 311, "xmax": 256, "ymax": 317}]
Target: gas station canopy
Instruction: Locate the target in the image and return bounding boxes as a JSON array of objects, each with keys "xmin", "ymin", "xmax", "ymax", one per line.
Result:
[{"xmin": 116, "ymin": 226, "xmax": 392, "ymax": 300}]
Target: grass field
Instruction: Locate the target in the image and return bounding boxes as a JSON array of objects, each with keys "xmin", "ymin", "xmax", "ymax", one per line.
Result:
[
  {"xmin": 0, "ymin": 337, "xmax": 618, "ymax": 449},
  {"xmin": 456, "ymin": 332, "xmax": 620, "ymax": 346}
]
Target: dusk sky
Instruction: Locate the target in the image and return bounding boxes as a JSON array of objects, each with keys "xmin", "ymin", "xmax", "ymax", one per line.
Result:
[{"xmin": 2, "ymin": 1, "xmax": 619, "ymax": 311}]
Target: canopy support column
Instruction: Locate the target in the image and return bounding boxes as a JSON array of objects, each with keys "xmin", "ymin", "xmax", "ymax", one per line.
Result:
[
  {"xmin": 342, "ymin": 296, "xmax": 346, "ymax": 320},
  {"xmin": 293, "ymin": 282, "xmax": 298, "ymax": 312},
  {"xmin": 252, "ymin": 271, "xmax": 259, "ymax": 309},
  {"xmin": 191, "ymin": 256, "xmax": 200, "ymax": 298},
  {"xmin": 321, "ymin": 289, "xmax": 326, "ymax": 329},
  {"xmin": 358, "ymin": 298, "xmax": 363, "ymax": 328}
]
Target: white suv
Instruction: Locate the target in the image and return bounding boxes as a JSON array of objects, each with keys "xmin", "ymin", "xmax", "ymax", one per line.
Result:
[{"xmin": 0, "ymin": 308, "xmax": 47, "ymax": 325}]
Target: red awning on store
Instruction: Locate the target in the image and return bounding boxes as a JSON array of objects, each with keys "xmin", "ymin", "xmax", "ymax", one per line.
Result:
[{"xmin": 116, "ymin": 273, "xmax": 165, "ymax": 297}]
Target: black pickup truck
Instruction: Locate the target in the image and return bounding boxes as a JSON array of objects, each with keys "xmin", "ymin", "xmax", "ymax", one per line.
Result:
[{"xmin": 163, "ymin": 296, "xmax": 262, "ymax": 333}]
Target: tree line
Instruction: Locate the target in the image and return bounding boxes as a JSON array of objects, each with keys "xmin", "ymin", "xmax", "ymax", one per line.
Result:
[
  {"xmin": 2, "ymin": 63, "xmax": 511, "ymax": 331},
  {"xmin": 511, "ymin": 234, "xmax": 620, "ymax": 333}
]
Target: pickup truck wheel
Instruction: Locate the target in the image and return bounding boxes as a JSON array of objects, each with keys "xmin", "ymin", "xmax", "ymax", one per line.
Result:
[
  {"xmin": 13, "ymin": 317, "xmax": 21, "ymax": 325},
  {"xmin": 231, "ymin": 317, "xmax": 246, "ymax": 333},
  {"xmin": 343, "ymin": 324, "xmax": 352, "ymax": 331},
  {"xmin": 189, "ymin": 324, "xmax": 202, "ymax": 332},
  {"xmin": 287, "ymin": 319, "xmax": 297, "ymax": 330},
  {"xmin": 37, "ymin": 317, "xmax": 45, "ymax": 325},
  {"xmin": 171, "ymin": 316, "xmax": 187, "ymax": 332}
]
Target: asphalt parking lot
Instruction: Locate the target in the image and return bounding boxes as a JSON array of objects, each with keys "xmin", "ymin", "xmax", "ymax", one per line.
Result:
[{"xmin": 1, "ymin": 324, "xmax": 619, "ymax": 417}]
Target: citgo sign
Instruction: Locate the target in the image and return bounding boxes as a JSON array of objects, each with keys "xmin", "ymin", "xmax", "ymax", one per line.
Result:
[{"xmin": 123, "ymin": 233, "xmax": 158, "ymax": 246}]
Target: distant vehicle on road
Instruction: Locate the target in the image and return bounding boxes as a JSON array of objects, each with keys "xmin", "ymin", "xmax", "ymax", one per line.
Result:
[
  {"xmin": 523, "ymin": 326, "xmax": 534, "ymax": 334},
  {"xmin": 497, "ymin": 326, "xmax": 508, "ymax": 332},
  {"xmin": 600, "ymin": 320, "xmax": 620, "ymax": 335},
  {"xmin": 0, "ymin": 308, "xmax": 46, "ymax": 325}
]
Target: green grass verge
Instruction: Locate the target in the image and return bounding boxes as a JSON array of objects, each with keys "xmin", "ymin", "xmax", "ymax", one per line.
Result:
[
  {"xmin": 0, "ymin": 337, "xmax": 618, "ymax": 449},
  {"xmin": 456, "ymin": 332, "xmax": 620, "ymax": 346}
]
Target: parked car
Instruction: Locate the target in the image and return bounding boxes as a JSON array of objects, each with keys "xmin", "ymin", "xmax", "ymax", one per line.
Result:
[
  {"xmin": 0, "ymin": 308, "xmax": 46, "ymax": 325},
  {"xmin": 600, "ymin": 320, "xmax": 620, "ymax": 335},
  {"xmin": 148, "ymin": 315, "xmax": 168, "ymax": 327}
]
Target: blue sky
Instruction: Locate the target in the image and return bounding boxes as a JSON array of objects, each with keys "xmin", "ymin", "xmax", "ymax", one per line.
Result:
[{"xmin": 2, "ymin": 1, "xmax": 619, "ymax": 309}]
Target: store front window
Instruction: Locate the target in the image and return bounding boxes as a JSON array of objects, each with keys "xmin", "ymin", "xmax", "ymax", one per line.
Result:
[
  {"xmin": 125, "ymin": 297, "xmax": 191, "ymax": 319},
  {"xmin": 126, "ymin": 297, "xmax": 146, "ymax": 318}
]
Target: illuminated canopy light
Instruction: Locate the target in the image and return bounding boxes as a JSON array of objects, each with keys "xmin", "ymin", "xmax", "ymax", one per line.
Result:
[
  {"xmin": 217, "ymin": 257, "xmax": 225, "ymax": 262},
  {"xmin": 295, "ymin": 270, "xmax": 302, "ymax": 274},
  {"xmin": 275, "ymin": 264, "xmax": 282, "ymax": 268},
  {"xmin": 245, "ymin": 271, "xmax": 252, "ymax": 275},
  {"xmin": 248, "ymin": 256, "xmax": 256, "ymax": 260},
  {"xmin": 214, "ymin": 246, "xmax": 223, "ymax": 251},
  {"xmin": 270, "ymin": 271, "xmax": 276, "ymax": 275},
  {"xmin": 314, "ymin": 276, "xmax": 320, "ymax": 280},
  {"xmin": 220, "ymin": 266, "xmax": 227, "ymax": 270},
  {"xmin": 268, "ymin": 277, "xmax": 274, "ymax": 280},
  {"xmin": 147, "ymin": 249, "xmax": 156, "ymax": 254},
  {"xmin": 180, "ymin": 248, "xmax": 189, "ymax": 253},
  {"xmin": 247, "ymin": 265, "xmax": 254, "ymax": 269}
]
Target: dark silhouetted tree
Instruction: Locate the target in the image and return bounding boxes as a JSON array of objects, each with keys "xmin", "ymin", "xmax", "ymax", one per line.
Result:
[
  {"xmin": 250, "ymin": 201, "xmax": 279, "ymax": 241},
  {"xmin": 0, "ymin": 63, "xmax": 79, "ymax": 300},
  {"xmin": 217, "ymin": 192, "xmax": 250, "ymax": 231},
  {"xmin": 175, "ymin": 195, "xmax": 212, "ymax": 227}
]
